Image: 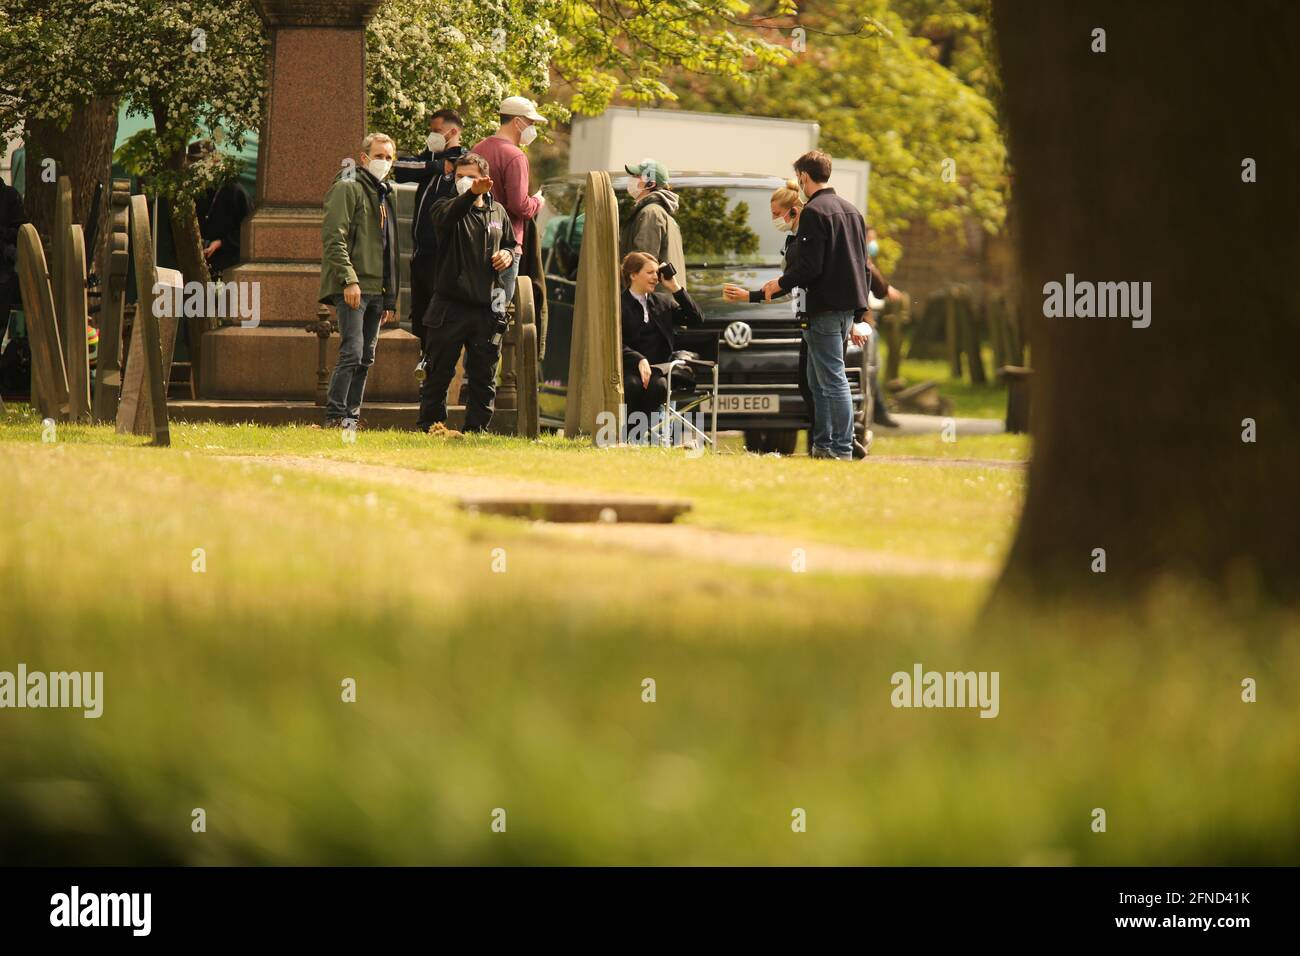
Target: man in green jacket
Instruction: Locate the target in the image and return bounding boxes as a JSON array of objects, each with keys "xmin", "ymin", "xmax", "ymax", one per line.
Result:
[{"xmin": 319, "ymin": 133, "xmax": 400, "ymax": 427}]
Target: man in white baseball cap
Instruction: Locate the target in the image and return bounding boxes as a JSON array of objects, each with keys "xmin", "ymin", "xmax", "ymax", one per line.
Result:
[{"xmin": 471, "ymin": 97, "xmax": 548, "ymax": 309}]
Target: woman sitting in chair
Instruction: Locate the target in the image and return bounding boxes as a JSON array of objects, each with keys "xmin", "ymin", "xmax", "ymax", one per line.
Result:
[{"xmin": 620, "ymin": 251, "xmax": 704, "ymax": 417}]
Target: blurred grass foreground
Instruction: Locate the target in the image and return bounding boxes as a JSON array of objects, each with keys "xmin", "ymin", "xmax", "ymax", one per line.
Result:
[{"xmin": 0, "ymin": 409, "xmax": 1297, "ymax": 865}]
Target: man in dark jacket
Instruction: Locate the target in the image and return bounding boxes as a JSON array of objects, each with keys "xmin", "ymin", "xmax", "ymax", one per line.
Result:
[
  {"xmin": 393, "ymin": 108, "xmax": 467, "ymax": 347},
  {"xmin": 762, "ymin": 150, "xmax": 869, "ymax": 460},
  {"xmin": 318, "ymin": 133, "xmax": 400, "ymax": 427},
  {"xmin": 0, "ymin": 178, "xmax": 27, "ymax": 349},
  {"xmin": 187, "ymin": 140, "xmax": 252, "ymax": 279},
  {"xmin": 420, "ymin": 152, "xmax": 518, "ymax": 432}
]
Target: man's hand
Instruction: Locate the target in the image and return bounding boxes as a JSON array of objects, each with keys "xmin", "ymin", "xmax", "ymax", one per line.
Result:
[
  {"xmin": 761, "ymin": 278, "xmax": 783, "ymax": 302},
  {"xmin": 850, "ymin": 321, "xmax": 872, "ymax": 347},
  {"xmin": 722, "ymin": 283, "xmax": 749, "ymax": 303},
  {"xmin": 533, "ymin": 190, "xmax": 546, "ymax": 208},
  {"xmin": 638, "ymin": 358, "xmax": 651, "ymax": 389},
  {"xmin": 203, "ymin": 240, "xmax": 222, "ymax": 259},
  {"xmin": 471, "ymin": 175, "xmax": 493, "ymax": 196},
  {"xmin": 491, "ymin": 249, "xmax": 513, "ymax": 272},
  {"xmin": 343, "ymin": 283, "xmax": 362, "ymax": 309},
  {"xmin": 382, "ymin": 310, "xmax": 397, "ymax": 327}
]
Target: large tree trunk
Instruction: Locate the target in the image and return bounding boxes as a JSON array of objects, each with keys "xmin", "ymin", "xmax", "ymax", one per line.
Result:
[
  {"xmin": 990, "ymin": 0, "xmax": 1300, "ymax": 606},
  {"xmin": 24, "ymin": 96, "xmax": 120, "ymax": 289}
]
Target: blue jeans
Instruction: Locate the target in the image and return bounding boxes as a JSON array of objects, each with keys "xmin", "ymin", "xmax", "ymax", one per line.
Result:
[
  {"xmin": 804, "ymin": 311, "xmax": 854, "ymax": 459},
  {"xmin": 325, "ymin": 293, "xmax": 383, "ymax": 420}
]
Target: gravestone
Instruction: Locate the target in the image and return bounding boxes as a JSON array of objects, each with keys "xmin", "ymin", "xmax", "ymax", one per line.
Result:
[
  {"xmin": 93, "ymin": 179, "xmax": 132, "ymax": 423},
  {"xmin": 564, "ymin": 170, "xmax": 622, "ymax": 439},
  {"xmin": 515, "ymin": 278, "xmax": 540, "ymax": 439},
  {"xmin": 115, "ymin": 195, "xmax": 170, "ymax": 446},
  {"xmin": 15, "ymin": 224, "xmax": 70, "ymax": 421},
  {"xmin": 62, "ymin": 224, "xmax": 93, "ymax": 422},
  {"xmin": 53, "ymin": 177, "xmax": 73, "ymax": 341}
]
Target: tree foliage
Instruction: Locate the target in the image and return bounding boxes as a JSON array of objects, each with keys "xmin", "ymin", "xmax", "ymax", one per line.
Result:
[{"xmin": 670, "ymin": 0, "xmax": 1007, "ymax": 272}]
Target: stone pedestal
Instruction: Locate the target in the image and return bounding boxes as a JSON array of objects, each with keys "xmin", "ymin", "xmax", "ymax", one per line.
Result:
[{"xmin": 201, "ymin": 0, "xmax": 418, "ymax": 401}]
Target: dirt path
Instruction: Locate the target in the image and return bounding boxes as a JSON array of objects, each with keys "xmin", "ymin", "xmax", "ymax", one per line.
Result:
[{"xmin": 225, "ymin": 454, "xmax": 998, "ymax": 580}]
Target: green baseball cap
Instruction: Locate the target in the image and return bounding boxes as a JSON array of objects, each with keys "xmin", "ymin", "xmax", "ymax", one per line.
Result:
[{"xmin": 624, "ymin": 158, "xmax": 669, "ymax": 189}]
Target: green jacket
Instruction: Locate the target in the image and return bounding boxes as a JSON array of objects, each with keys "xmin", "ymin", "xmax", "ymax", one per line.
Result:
[{"xmin": 318, "ymin": 168, "xmax": 400, "ymax": 311}]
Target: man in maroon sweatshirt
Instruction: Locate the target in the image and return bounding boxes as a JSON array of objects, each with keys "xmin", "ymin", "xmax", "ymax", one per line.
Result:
[{"xmin": 470, "ymin": 96, "xmax": 547, "ymax": 307}]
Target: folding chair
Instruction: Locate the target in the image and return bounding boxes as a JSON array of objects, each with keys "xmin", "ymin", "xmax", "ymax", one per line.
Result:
[{"xmin": 646, "ymin": 329, "xmax": 720, "ymax": 452}]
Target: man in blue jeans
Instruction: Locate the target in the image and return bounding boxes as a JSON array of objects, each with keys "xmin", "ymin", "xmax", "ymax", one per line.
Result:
[
  {"xmin": 318, "ymin": 133, "xmax": 400, "ymax": 427},
  {"xmin": 763, "ymin": 150, "xmax": 871, "ymax": 460}
]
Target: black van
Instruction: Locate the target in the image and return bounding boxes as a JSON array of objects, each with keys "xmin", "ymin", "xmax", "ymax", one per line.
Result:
[{"xmin": 537, "ymin": 172, "xmax": 871, "ymax": 454}]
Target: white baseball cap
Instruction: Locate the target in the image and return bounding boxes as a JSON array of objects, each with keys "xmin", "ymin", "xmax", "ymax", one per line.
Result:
[{"xmin": 499, "ymin": 96, "xmax": 547, "ymax": 123}]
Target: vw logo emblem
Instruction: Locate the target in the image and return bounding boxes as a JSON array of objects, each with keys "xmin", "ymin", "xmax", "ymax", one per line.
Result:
[{"xmin": 724, "ymin": 320, "xmax": 753, "ymax": 349}]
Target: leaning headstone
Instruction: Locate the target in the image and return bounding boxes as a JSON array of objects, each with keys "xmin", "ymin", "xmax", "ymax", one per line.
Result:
[
  {"xmin": 62, "ymin": 224, "xmax": 93, "ymax": 422},
  {"xmin": 15, "ymin": 224, "xmax": 70, "ymax": 421},
  {"xmin": 513, "ymin": 277, "xmax": 539, "ymax": 439},
  {"xmin": 93, "ymin": 179, "xmax": 131, "ymax": 423},
  {"xmin": 565, "ymin": 170, "xmax": 622, "ymax": 439},
  {"xmin": 115, "ymin": 195, "xmax": 170, "ymax": 446},
  {"xmin": 53, "ymin": 176, "xmax": 73, "ymax": 350}
]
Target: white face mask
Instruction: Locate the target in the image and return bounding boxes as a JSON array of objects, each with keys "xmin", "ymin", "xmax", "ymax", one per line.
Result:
[
  {"xmin": 426, "ymin": 131, "xmax": 447, "ymax": 153},
  {"xmin": 366, "ymin": 157, "xmax": 392, "ymax": 180},
  {"xmin": 772, "ymin": 215, "xmax": 793, "ymax": 233},
  {"xmin": 518, "ymin": 120, "xmax": 538, "ymax": 147},
  {"xmin": 455, "ymin": 176, "xmax": 474, "ymax": 196},
  {"xmin": 628, "ymin": 179, "xmax": 644, "ymax": 201}
]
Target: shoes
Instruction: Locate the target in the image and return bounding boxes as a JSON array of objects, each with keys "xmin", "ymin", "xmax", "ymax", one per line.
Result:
[
  {"xmin": 424, "ymin": 422, "xmax": 465, "ymax": 439},
  {"xmin": 810, "ymin": 446, "xmax": 836, "ymax": 459},
  {"xmin": 873, "ymin": 405, "xmax": 900, "ymax": 428}
]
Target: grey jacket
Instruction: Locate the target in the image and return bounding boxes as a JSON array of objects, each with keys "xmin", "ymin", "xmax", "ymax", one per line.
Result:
[{"xmin": 620, "ymin": 189, "xmax": 686, "ymax": 286}]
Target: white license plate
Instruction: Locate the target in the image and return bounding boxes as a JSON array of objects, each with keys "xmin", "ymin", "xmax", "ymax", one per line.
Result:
[{"xmin": 702, "ymin": 394, "xmax": 780, "ymax": 414}]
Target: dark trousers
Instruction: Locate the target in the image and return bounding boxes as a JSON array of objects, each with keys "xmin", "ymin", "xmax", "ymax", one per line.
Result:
[
  {"xmin": 408, "ymin": 254, "xmax": 435, "ymax": 347},
  {"xmin": 625, "ymin": 365, "xmax": 694, "ymax": 418},
  {"xmin": 798, "ymin": 337, "xmax": 817, "ymax": 440},
  {"xmin": 421, "ymin": 301, "xmax": 501, "ymax": 432}
]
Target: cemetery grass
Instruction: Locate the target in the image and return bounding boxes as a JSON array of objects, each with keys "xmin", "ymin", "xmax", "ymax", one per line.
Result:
[
  {"xmin": 1, "ymin": 411, "xmax": 1298, "ymax": 865},
  {"xmin": 892, "ymin": 347, "xmax": 1009, "ymax": 421}
]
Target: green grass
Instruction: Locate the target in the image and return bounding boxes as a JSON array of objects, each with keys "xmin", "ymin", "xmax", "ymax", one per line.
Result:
[
  {"xmin": 1, "ymin": 406, "xmax": 1297, "ymax": 865},
  {"xmin": 888, "ymin": 345, "xmax": 1010, "ymax": 420}
]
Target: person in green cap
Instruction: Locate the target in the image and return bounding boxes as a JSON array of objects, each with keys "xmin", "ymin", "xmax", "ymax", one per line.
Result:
[{"xmin": 620, "ymin": 158, "xmax": 686, "ymax": 289}]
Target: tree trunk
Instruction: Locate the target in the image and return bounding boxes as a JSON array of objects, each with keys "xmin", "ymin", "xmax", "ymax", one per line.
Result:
[
  {"xmin": 24, "ymin": 96, "xmax": 119, "ymax": 289},
  {"xmin": 152, "ymin": 100, "xmax": 211, "ymax": 394},
  {"xmin": 989, "ymin": 0, "xmax": 1300, "ymax": 606}
]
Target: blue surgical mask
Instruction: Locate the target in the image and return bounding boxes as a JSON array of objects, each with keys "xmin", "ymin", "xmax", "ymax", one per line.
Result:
[{"xmin": 867, "ymin": 239, "xmax": 880, "ymax": 258}]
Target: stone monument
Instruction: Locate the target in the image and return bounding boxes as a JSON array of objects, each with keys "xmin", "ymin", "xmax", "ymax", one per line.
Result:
[{"xmin": 200, "ymin": 0, "xmax": 418, "ymax": 402}]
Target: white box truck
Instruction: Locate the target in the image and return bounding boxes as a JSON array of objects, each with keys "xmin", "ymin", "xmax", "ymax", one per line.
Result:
[{"xmin": 568, "ymin": 107, "xmax": 868, "ymax": 216}]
